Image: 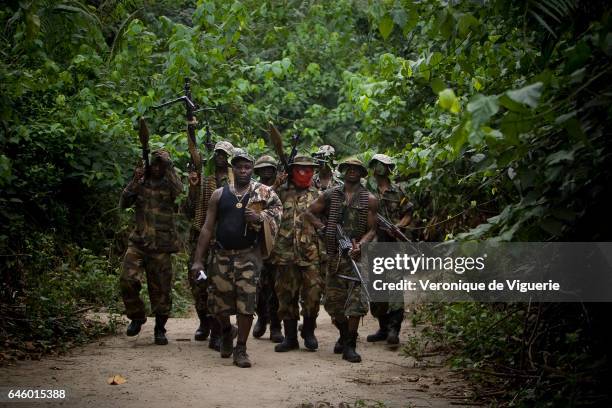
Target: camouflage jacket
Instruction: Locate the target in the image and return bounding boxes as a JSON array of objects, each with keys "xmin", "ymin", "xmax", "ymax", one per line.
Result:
[
  {"xmin": 120, "ymin": 169, "xmax": 183, "ymax": 253},
  {"xmin": 368, "ymin": 179, "xmax": 413, "ymax": 241},
  {"xmin": 269, "ymin": 182, "xmax": 320, "ymax": 266},
  {"xmin": 312, "ymin": 171, "xmax": 343, "ymax": 192},
  {"xmin": 243, "ymin": 180, "xmax": 283, "ymax": 257}
]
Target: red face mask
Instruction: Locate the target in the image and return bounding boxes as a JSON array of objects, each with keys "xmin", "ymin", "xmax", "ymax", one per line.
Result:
[{"xmin": 291, "ymin": 167, "xmax": 314, "ymax": 188}]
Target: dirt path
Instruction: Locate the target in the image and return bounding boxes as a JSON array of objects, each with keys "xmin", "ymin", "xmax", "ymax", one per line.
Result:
[{"xmin": 0, "ymin": 312, "xmax": 472, "ymax": 407}]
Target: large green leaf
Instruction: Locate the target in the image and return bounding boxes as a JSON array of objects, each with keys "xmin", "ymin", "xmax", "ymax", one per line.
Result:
[
  {"xmin": 378, "ymin": 15, "xmax": 394, "ymax": 40},
  {"xmin": 505, "ymin": 82, "xmax": 543, "ymax": 109}
]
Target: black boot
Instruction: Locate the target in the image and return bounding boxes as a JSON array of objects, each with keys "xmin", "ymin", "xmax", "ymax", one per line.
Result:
[
  {"xmin": 387, "ymin": 309, "xmax": 404, "ymax": 345},
  {"xmin": 154, "ymin": 315, "xmax": 168, "ymax": 345},
  {"xmin": 208, "ymin": 317, "xmax": 221, "ymax": 351},
  {"xmin": 342, "ymin": 332, "xmax": 362, "ymax": 363},
  {"xmin": 126, "ymin": 317, "xmax": 146, "ymax": 337},
  {"xmin": 274, "ymin": 319, "xmax": 299, "ymax": 352},
  {"xmin": 300, "ymin": 316, "xmax": 318, "ymax": 351},
  {"xmin": 366, "ymin": 314, "xmax": 389, "ymax": 342},
  {"xmin": 333, "ymin": 320, "xmax": 348, "ymax": 354},
  {"xmin": 252, "ymin": 315, "xmax": 268, "ymax": 338},
  {"xmin": 269, "ymin": 314, "xmax": 284, "ymax": 343},
  {"xmin": 220, "ymin": 325, "xmax": 234, "ymax": 358},
  {"xmin": 194, "ymin": 311, "xmax": 210, "ymax": 341}
]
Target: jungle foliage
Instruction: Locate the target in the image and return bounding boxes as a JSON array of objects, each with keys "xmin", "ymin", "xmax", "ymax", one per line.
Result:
[{"xmin": 1, "ymin": 0, "xmax": 611, "ymax": 404}]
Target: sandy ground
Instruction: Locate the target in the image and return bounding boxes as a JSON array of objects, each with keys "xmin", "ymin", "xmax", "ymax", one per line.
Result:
[{"xmin": 0, "ymin": 312, "xmax": 473, "ymax": 408}]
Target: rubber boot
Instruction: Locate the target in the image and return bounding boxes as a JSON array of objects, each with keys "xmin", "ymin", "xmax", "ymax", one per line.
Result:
[
  {"xmin": 300, "ymin": 316, "xmax": 318, "ymax": 351},
  {"xmin": 342, "ymin": 332, "xmax": 361, "ymax": 363},
  {"xmin": 194, "ymin": 311, "xmax": 210, "ymax": 341},
  {"xmin": 154, "ymin": 315, "xmax": 169, "ymax": 345},
  {"xmin": 126, "ymin": 317, "xmax": 146, "ymax": 337},
  {"xmin": 274, "ymin": 319, "xmax": 299, "ymax": 352},
  {"xmin": 208, "ymin": 317, "xmax": 221, "ymax": 351},
  {"xmin": 220, "ymin": 325, "xmax": 234, "ymax": 358},
  {"xmin": 387, "ymin": 309, "xmax": 404, "ymax": 345},
  {"xmin": 333, "ymin": 320, "xmax": 348, "ymax": 354},
  {"xmin": 269, "ymin": 314, "xmax": 284, "ymax": 343},
  {"xmin": 252, "ymin": 315, "xmax": 268, "ymax": 338},
  {"xmin": 233, "ymin": 343, "xmax": 252, "ymax": 368},
  {"xmin": 366, "ymin": 314, "xmax": 389, "ymax": 342}
]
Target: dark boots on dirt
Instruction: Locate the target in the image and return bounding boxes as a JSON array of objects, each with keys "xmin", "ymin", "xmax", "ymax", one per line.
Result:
[
  {"xmin": 300, "ymin": 316, "xmax": 318, "ymax": 351},
  {"xmin": 342, "ymin": 332, "xmax": 361, "ymax": 363},
  {"xmin": 154, "ymin": 315, "xmax": 169, "ymax": 345},
  {"xmin": 220, "ymin": 325, "xmax": 234, "ymax": 358},
  {"xmin": 194, "ymin": 311, "xmax": 210, "ymax": 341},
  {"xmin": 366, "ymin": 314, "xmax": 389, "ymax": 342},
  {"xmin": 126, "ymin": 317, "xmax": 146, "ymax": 337},
  {"xmin": 386, "ymin": 309, "xmax": 404, "ymax": 345},
  {"xmin": 208, "ymin": 317, "xmax": 221, "ymax": 351},
  {"xmin": 333, "ymin": 320, "xmax": 348, "ymax": 354},
  {"xmin": 233, "ymin": 343, "xmax": 251, "ymax": 368},
  {"xmin": 269, "ymin": 314, "xmax": 284, "ymax": 343},
  {"xmin": 252, "ymin": 316, "xmax": 268, "ymax": 338},
  {"xmin": 275, "ymin": 319, "xmax": 299, "ymax": 352}
]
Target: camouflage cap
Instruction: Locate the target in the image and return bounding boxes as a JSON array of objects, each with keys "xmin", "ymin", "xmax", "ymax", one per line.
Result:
[
  {"xmin": 313, "ymin": 145, "xmax": 335, "ymax": 157},
  {"xmin": 369, "ymin": 153, "xmax": 396, "ymax": 169},
  {"xmin": 289, "ymin": 154, "xmax": 317, "ymax": 167},
  {"xmin": 231, "ymin": 148, "xmax": 254, "ymax": 165},
  {"xmin": 214, "ymin": 140, "xmax": 234, "ymax": 156},
  {"xmin": 253, "ymin": 155, "xmax": 278, "ymax": 169},
  {"xmin": 338, "ymin": 157, "xmax": 368, "ymax": 178}
]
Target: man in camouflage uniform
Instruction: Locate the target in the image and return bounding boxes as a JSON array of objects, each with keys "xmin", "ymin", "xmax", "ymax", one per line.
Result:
[
  {"xmin": 191, "ymin": 150, "xmax": 282, "ymax": 368},
  {"xmin": 305, "ymin": 158, "xmax": 378, "ymax": 363},
  {"xmin": 252, "ymin": 155, "xmax": 283, "ymax": 343},
  {"xmin": 366, "ymin": 154, "xmax": 414, "ymax": 345},
  {"xmin": 269, "ymin": 154, "xmax": 321, "ymax": 352},
  {"xmin": 184, "ymin": 141, "xmax": 234, "ymax": 349},
  {"xmin": 312, "ymin": 145, "xmax": 343, "ymax": 191},
  {"xmin": 119, "ymin": 149, "xmax": 183, "ymax": 345}
]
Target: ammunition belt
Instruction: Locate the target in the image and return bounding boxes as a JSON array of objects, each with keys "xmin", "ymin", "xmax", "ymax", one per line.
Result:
[{"xmin": 325, "ymin": 186, "xmax": 369, "ymax": 255}]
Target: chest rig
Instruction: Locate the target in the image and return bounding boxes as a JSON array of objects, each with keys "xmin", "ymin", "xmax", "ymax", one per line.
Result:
[{"xmin": 325, "ymin": 185, "xmax": 369, "ymax": 255}]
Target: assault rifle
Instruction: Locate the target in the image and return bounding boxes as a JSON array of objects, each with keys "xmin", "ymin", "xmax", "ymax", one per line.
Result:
[
  {"xmin": 268, "ymin": 122, "xmax": 301, "ymax": 173},
  {"xmin": 336, "ymin": 224, "xmax": 371, "ymax": 305},
  {"xmin": 377, "ymin": 213, "xmax": 410, "ymax": 242}
]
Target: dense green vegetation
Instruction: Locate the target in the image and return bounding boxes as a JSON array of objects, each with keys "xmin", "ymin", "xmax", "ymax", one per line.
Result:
[{"xmin": 1, "ymin": 0, "xmax": 610, "ymax": 404}]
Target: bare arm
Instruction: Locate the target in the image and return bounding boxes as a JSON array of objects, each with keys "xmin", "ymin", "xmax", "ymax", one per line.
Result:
[
  {"xmin": 304, "ymin": 193, "xmax": 326, "ymax": 230},
  {"xmin": 191, "ymin": 187, "xmax": 222, "ymax": 271},
  {"xmin": 119, "ymin": 166, "xmax": 144, "ymax": 209}
]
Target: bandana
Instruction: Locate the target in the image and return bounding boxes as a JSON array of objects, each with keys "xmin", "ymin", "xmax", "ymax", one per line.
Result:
[{"xmin": 291, "ymin": 167, "xmax": 314, "ymax": 188}]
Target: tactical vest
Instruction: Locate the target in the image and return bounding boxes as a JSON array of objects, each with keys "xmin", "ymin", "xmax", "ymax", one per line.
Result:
[{"xmin": 325, "ymin": 185, "xmax": 369, "ymax": 255}]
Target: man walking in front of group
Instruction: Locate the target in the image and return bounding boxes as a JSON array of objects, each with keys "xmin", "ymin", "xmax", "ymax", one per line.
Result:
[
  {"xmin": 190, "ymin": 150, "xmax": 282, "ymax": 367},
  {"xmin": 119, "ymin": 149, "xmax": 183, "ymax": 345}
]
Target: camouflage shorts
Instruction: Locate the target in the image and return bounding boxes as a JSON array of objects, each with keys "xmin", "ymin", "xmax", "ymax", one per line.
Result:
[
  {"xmin": 207, "ymin": 247, "xmax": 262, "ymax": 316},
  {"xmin": 323, "ymin": 256, "xmax": 368, "ymax": 318}
]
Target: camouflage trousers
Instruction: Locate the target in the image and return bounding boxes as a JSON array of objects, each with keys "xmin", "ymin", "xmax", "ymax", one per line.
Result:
[
  {"xmin": 370, "ymin": 268, "xmax": 404, "ymax": 318},
  {"xmin": 187, "ymin": 233, "xmax": 209, "ymax": 315},
  {"xmin": 120, "ymin": 244, "xmax": 173, "ymax": 319},
  {"xmin": 256, "ymin": 262, "xmax": 278, "ymax": 320},
  {"xmin": 324, "ymin": 256, "xmax": 368, "ymax": 319},
  {"xmin": 207, "ymin": 247, "xmax": 262, "ymax": 316},
  {"xmin": 274, "ymin": 263, "xmax": 322, "ymax": 321}
]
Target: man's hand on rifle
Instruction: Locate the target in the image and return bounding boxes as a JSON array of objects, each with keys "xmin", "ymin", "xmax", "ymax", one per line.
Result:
[
  {"xmin": 272, "ymin": 171, "xmax": 288, "ymax": 189},
  {"xmin": 132, "ymin": 165, "xmax": 145, "ymax": 184},
  {"xmin": 349, "ymin": 239, "xmax": 361, "ymax": 260},
  {"xmin": 188, "ymin": 171, "xmax": 200, "ymax": 188}
]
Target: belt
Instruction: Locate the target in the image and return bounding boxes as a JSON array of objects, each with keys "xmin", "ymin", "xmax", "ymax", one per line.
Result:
[{"xmin": 215, "ymin": 245, "xmax": 258, "ymax": 256}]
